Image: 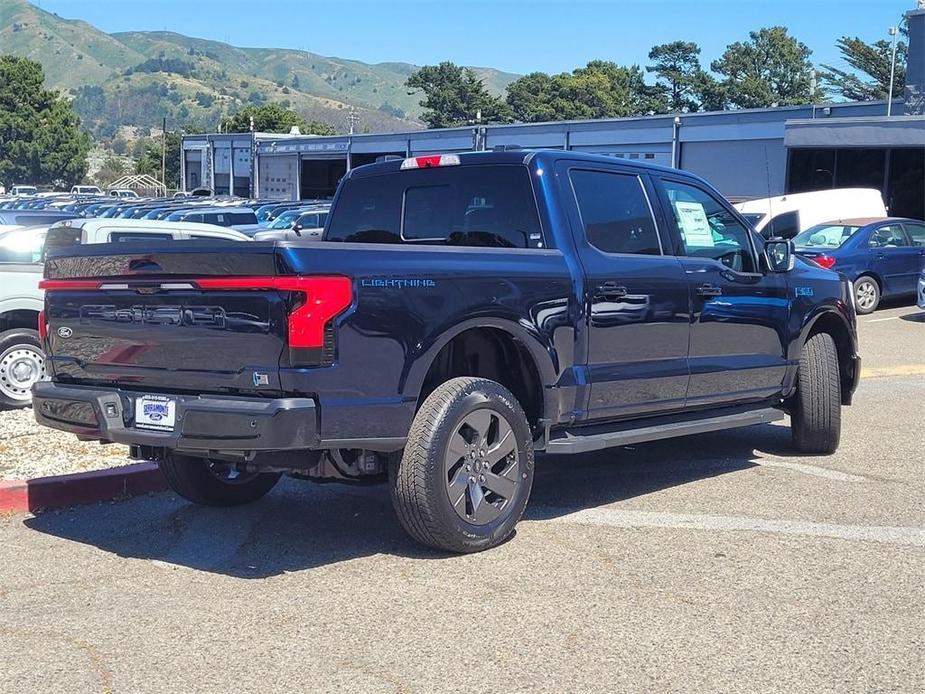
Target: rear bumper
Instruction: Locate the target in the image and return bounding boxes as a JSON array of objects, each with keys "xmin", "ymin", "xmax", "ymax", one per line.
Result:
[{"xmin": 32, "ymin": 382, "xmax": 318, "ymax": 452}]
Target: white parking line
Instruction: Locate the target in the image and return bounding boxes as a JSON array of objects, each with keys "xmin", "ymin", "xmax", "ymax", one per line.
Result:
[
  {"xmin": 865, "ymin": 316, "xmax": 901, "ymax": 323},
  {"xmin": 753, "ymin": 457, "xmax": 867, "ymax": 482},
  {"xmin": 536, "ymin": 507, "xmax": 925, "ymax": 546}
]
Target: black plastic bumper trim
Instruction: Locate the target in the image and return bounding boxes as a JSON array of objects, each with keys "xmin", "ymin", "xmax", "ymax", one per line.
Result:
[{"xmin": 33, "ymin": 382, "xmax": 318, "ymax": 452}]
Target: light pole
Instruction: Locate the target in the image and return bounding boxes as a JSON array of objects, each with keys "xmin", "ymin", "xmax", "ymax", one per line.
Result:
[{"xmin": 887, "ymin": 25, "xmax": 899, "ymax": 116}]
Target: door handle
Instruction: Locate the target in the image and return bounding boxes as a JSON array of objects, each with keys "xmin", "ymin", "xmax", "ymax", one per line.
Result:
[
  {"xmin": 697, "ymin": 283, "xmax": 723, "ymax": 297},
  {"xmin": 594, "ymin": 282, "xmax": 628, "ymax": 300},
  {"xmin": 876, "ymin": 252, "xmax": 885, "ymax": 259}
]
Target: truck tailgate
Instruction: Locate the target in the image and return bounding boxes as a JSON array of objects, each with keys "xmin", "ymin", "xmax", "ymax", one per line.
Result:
[{"xmin": 41, "ymin": 244, "xmax": 289, "ymax": 394}]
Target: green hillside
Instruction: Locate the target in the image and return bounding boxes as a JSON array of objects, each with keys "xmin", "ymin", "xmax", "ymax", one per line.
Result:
[{"xmin": 0, "ymin": 0, "xmax": 520, "ymax": 136}]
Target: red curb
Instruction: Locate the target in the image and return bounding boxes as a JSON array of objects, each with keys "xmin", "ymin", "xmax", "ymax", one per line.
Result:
[{"xmin": 0, "ymin": 462, "xmax": 168, "ymax": 514}]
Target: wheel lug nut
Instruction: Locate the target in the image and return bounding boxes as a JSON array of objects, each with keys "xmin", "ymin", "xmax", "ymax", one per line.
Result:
[
  {"xmin": 465, "ymin": 464, "xmax": 471, "ymax": 472},
  {"xmin": 479, "ymin": 474, "xmax": 485, "ymax": 483},
  {"xmin": 468, "ymin": 476, "xmax": 475, "ymax": 484}
]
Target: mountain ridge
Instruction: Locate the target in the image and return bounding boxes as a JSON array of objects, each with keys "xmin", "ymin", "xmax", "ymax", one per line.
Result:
[{"xmin": 0, "ymin": 0, "xmax": 519, "ymax": 135}]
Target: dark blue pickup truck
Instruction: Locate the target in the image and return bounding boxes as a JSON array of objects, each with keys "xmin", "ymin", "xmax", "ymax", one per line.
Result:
[{"xmin": 33, "ymin": 151, "xmax": 860, "ymax": 552}]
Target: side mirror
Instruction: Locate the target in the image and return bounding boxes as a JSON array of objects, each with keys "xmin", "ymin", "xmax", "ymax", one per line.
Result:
[{"xmin": 765, "ymin": 239, "xmax": 795, "ymax": 273}]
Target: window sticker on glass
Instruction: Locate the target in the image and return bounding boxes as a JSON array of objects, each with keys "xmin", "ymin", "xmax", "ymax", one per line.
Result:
[{"xmin": 674, "ymin": 201, "xmax": 714, "ymax": 247}]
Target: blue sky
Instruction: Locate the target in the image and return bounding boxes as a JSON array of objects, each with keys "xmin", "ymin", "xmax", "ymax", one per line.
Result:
[{"xmin": 36, "ymin": 0, "xmax": 914, "ymax": 76}]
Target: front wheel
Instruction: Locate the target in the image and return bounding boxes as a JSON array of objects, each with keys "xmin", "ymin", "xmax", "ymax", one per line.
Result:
[
  {"xmin": 791, "ymin": 332, "xmax": 841, "ymax": 454},
  {"xmin": 390, "ymin": 377, "xmax": 534, "ymax": 553},
  {"xmin": 158, "ymin": 452, "xmax": 281, "ymax": 506}
]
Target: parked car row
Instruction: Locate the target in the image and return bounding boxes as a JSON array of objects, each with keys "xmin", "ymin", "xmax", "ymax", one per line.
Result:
[{"xmin": 0, "ymin": 189, "xmax": 332, "ymax": 408}]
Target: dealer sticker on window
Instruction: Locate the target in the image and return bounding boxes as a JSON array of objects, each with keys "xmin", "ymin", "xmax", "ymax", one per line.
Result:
[{"xmin": 134, "ymin": 395, "xmax": 177, "ymax": 432}]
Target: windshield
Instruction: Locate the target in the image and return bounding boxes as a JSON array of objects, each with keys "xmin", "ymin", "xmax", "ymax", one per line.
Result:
[
  {"xmin": 268, "ymin": 210, "xmax": 301, "ymax": 229},
  {"xmin": 793, "ymin": 223, "xmax": 861, "ymax": 249}
]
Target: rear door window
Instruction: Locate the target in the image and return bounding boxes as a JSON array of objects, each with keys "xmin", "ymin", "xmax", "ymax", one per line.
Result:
[
  {"xmin": 327, "ymin": 165, "xmax": 543, "ymax": 248},
  {"xmin": 868, "ymin": 225, "xmax": 910, "ymax": 248},
  {"xmin": 568, "ymin": 169, "xmax": 661, "ymax": 255},
  {"xmin": 902, "ymin": 222, "xmax": 925, "ymax": 247}
]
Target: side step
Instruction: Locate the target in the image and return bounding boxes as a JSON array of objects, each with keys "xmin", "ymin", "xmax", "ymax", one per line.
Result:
[{"xmin": 545, "ymin": 407, "xmax": 785, "ymax": 455}]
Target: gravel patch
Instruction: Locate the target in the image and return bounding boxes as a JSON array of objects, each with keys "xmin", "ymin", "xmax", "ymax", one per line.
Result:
[{"xmin": 0, "ymin": 406, "xmax": 129, "ymax": 480}]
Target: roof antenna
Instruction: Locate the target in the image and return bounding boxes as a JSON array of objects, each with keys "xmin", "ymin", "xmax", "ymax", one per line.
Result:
[{"xmin": 763, "ymin": 144, "xmax": 775, "ymax": 237}]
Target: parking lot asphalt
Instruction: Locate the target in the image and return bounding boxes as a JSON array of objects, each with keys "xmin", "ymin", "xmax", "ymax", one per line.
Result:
[{"xmin": 1, "ymin": 305, "xmax": 923, "ymax": 693}]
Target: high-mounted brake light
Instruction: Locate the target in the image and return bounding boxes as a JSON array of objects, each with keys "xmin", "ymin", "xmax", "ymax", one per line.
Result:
[
  {"xmin": 400, "ymin": 154, "xmax": 461, "ymax": 170},
  {"xmin": 813, "ymin": 255, "xmax": 837, "ymax": 270}
]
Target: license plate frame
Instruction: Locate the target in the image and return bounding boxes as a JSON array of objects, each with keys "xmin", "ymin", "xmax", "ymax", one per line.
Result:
[{"xmin": 134, "ymin": 395, "xmax": 177, "ymax": 432}]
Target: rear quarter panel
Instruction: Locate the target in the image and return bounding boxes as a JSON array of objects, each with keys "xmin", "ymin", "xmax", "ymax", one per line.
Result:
[{"xmin": 275, "ymin": 242, "xmax": 575, "ymax": 440}]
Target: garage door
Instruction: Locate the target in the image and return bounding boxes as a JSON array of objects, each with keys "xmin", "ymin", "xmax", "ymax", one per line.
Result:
[{"xmin": 258, "ymin": 156, "xmax": 299, "ymax": 200}]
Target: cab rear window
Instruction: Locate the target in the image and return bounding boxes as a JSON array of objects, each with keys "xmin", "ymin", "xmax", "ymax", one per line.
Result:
[{"xmin": 326, "ymin": 165, "xmax": 544, "ymax": 248}]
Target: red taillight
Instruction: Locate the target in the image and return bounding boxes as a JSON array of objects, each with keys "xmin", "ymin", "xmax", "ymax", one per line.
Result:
[
  {"xmin": 813, "ymin": 255, "xmax": 837, "ymax": 270},
  {"xmin": 40, "ymin": 275, "xmax": 354, "ymax": 363},
  {"xmin": 38, "ymin": 279, "xmax": 100, "ymax": 290},
  {"xmin": 194, "ymin": 276, "xmax": 353, "ymax": 353},
  {"xmin": 37, "ymin": 310, "xmax": 47, "ymax": 342}
]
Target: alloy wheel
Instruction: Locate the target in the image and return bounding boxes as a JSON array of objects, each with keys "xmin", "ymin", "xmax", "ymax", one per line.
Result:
[{"xmin": 444, "ymin": 408, "xmax": 521, "ymax": 525}]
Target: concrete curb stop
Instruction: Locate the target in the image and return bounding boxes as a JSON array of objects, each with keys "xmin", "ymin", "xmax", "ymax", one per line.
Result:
[{"xmin": 0, "ymin": 462, "xmax": 167, "ymax": 514}]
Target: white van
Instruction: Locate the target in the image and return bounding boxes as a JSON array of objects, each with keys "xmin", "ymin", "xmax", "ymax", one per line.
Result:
[{"xmin": 734, "ymin": 188, "xmax": 887, "ymax": 239}]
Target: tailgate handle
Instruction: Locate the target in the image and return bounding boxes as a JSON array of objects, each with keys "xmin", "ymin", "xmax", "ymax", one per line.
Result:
[{"xmin": 129, "ymin": 259, "xmax": 163, "ymax": 273}]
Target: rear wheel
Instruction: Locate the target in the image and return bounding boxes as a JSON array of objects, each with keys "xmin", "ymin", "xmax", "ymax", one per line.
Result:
[
  {"xmin": 791, "ymin": 332, "xmax": 841, "ymax": 454},
  {"xmin": 390, "ymin": 377, "xmax": 534, "ymax": 553},
  {"xmin": 0, "ymin": 329, "xmax": 47, "ymax": 408},
  {"xmin": 854, "ymin": 275, "xmax": 880, "ymax": 314},
  {"xmin": 158, "ymin": 451, "xmax": 281, "ymax": 506}
]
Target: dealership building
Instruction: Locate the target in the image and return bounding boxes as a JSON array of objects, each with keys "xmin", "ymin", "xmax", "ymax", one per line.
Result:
[{"xmin": 181, "ymin": 4, "xmax": 925, "ymax": 220}]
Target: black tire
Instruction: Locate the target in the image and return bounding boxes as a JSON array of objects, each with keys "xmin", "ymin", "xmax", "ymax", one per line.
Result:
[
  {"xmin": 853, "ymin": 275, "xmax": 880, "ymax": 315},
  {"xmin": 390, "ymin": 377, "xmax": 534, "ymax": 553},
  {"xmin": 791, "ymin": 332, "xmax": 841, "ymax": 454},
  {"xmin": 0, "ymin": 328, "xmax": 46, "ymax": 409},
  {"xmin": 158, "ymin": 451, "xmax": 281, "ymax": 506}
]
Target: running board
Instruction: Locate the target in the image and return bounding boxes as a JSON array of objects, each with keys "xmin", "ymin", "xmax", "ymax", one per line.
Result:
[{"xmin": 545, "ymin": 407, "xmax": 785, "ymax": 455}]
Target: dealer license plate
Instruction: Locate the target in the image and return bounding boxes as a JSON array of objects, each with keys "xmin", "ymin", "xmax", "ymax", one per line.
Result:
[{"xmin": 134, "ymin": 395, "xmax": 177, "ymax": 432}]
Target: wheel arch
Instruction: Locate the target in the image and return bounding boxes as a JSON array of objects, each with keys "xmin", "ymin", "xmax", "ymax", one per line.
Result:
[
  {"xmin": 796, "ymin": 309, "xmax": 859, "ymax": 406},
  {"xmin": 404, "ymin": 318, "xmax": 556, "ymax": 434}
]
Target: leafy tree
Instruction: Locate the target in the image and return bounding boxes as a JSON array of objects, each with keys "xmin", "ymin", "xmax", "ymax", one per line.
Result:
[
  {"xmin": 0, "ymin": 55, "xmax": 90, "ymax": 188},
  {"xmin": 506, "ymin": 72, "xmax": 559, "ymax": 122},
  {"xmin": 507, "ymin": 61, "xmax": 667, "ymax": 123},
  {"xmin": 712, "ymin": 27, "xmax": 819, "ymax": 108},
  {"xmin": 819, "ymin": 33, "xmax": 907, "ymax": 101},
  {"xmin": 647, "ymin": 41, "xmax": 704, "ymax": 112},
  {"xmin": 134, "ymin": 131, "xmax": 182, "ymax": 189},
  {"xmin": 219, "ymin": 103, "xmax": 336, "ymax": 135},
  {"xmin": 406, "ymin": 62, "xmax": 512, "ymax": 128}
]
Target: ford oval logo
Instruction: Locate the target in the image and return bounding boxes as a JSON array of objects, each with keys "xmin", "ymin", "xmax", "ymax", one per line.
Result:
[{"xmin": 57, "ymin": 326, "xmax": 73, "ymax": 338}]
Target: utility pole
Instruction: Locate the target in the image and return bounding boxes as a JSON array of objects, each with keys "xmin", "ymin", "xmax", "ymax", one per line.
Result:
[
  {"xmin": 161, "ymin": 116, "xmax": 167, "ymax": 190},
  {"xmin": 345, "ymin": 109, "xmax": 360, "ymax": 135},
  {"xmin": 887, "ymin": 25, "xmax": 899, "ymax": 116}
]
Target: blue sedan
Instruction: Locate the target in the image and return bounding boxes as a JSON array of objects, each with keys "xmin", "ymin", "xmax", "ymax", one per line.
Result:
[{"xmin": 794, "ymin": 217, "xmax": 925, "ymax": 314}]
